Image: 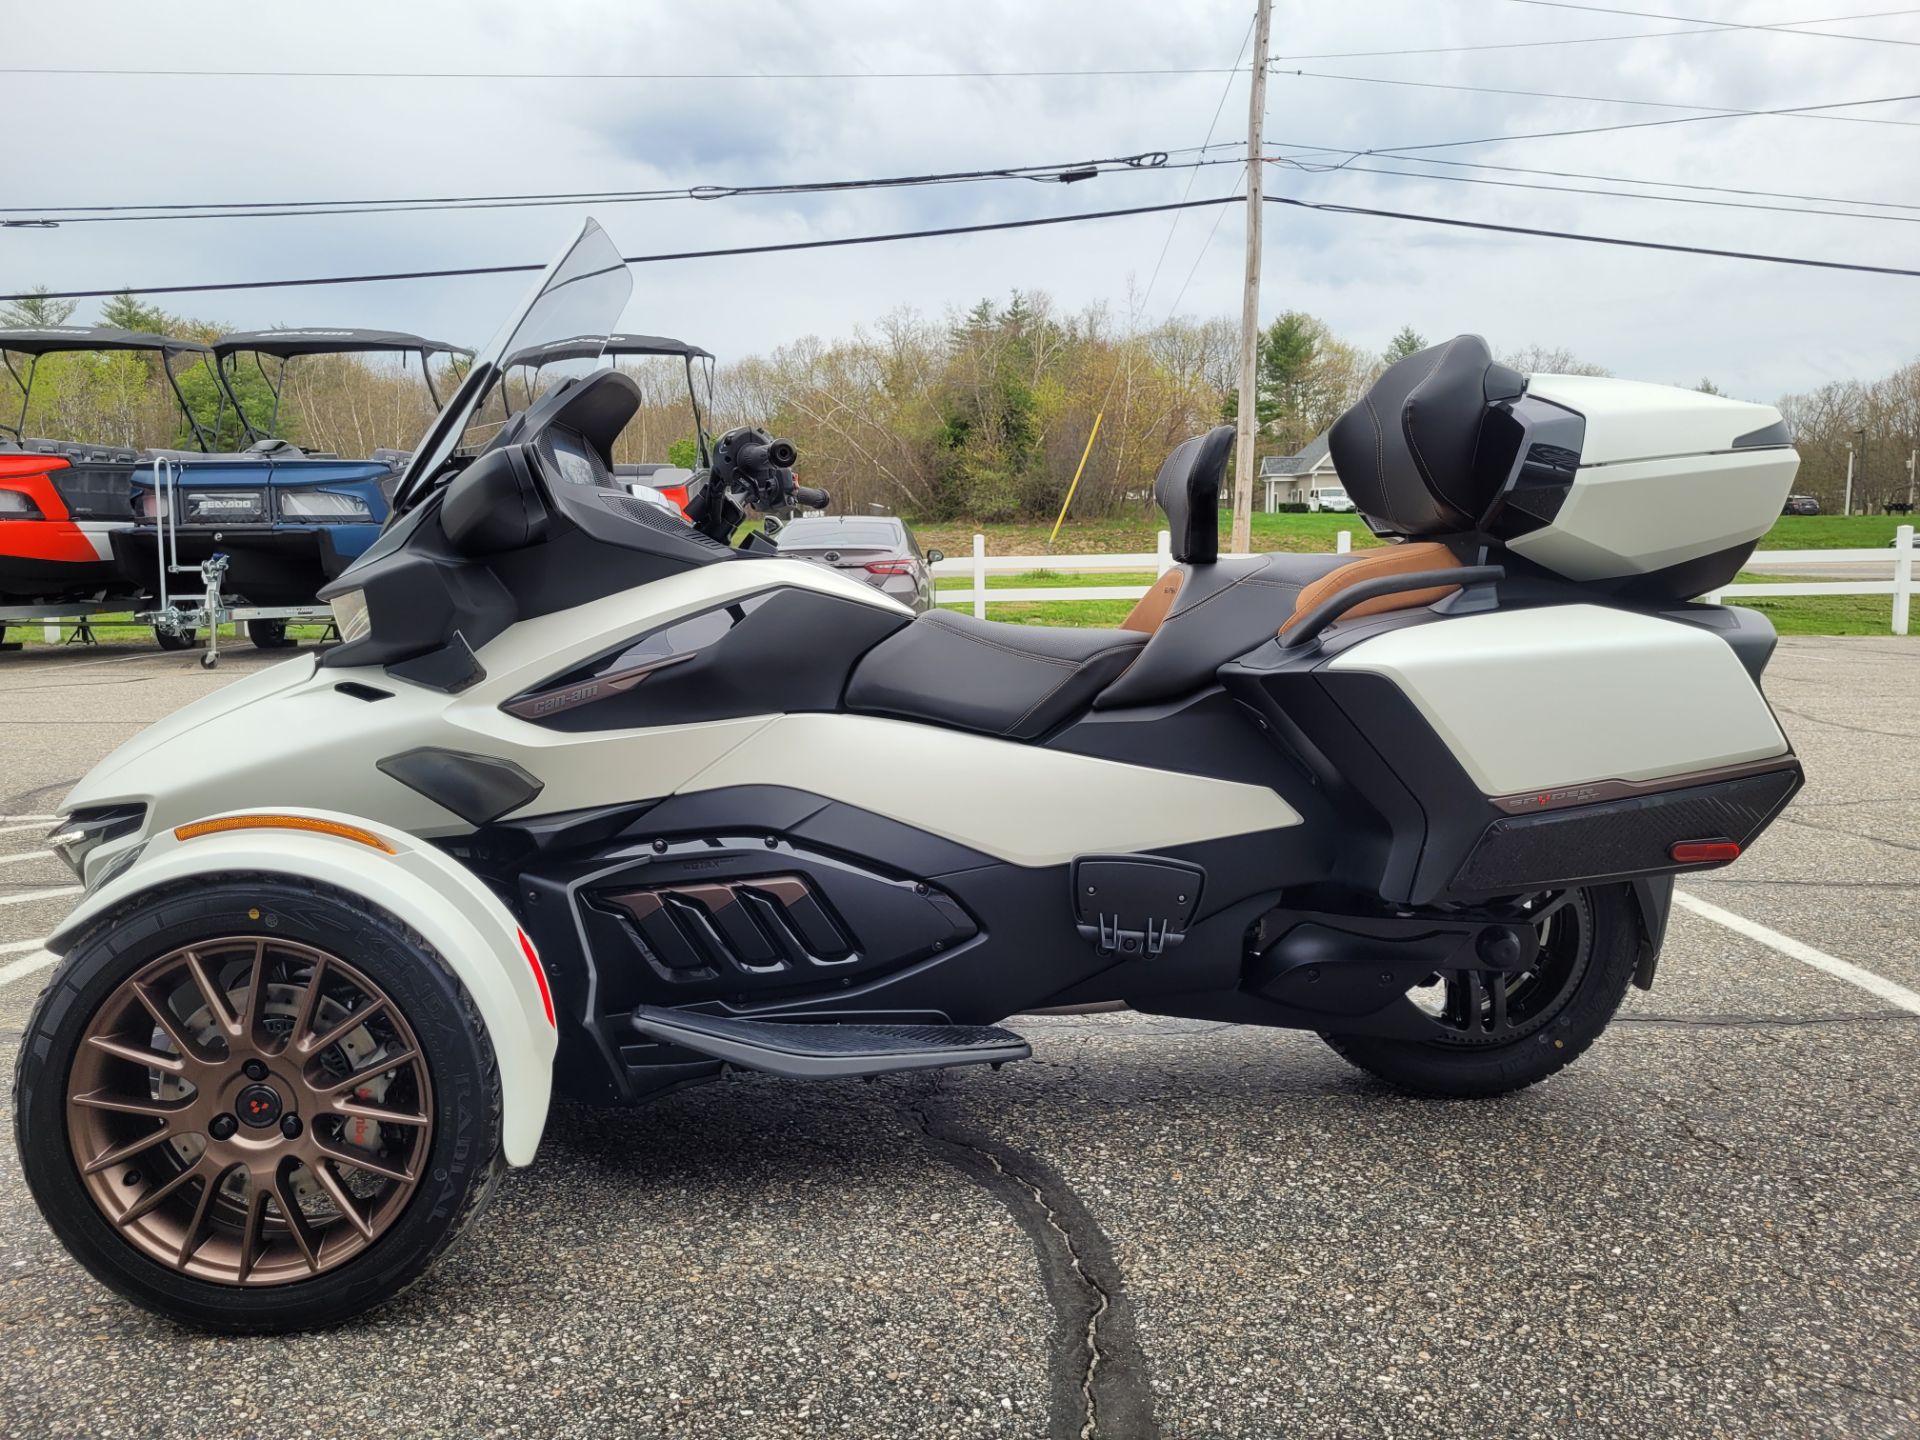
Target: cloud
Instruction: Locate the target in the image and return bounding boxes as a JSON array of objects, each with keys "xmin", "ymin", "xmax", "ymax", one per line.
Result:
[{"xmin": 2, "ymin": 0, "xmax": 1915, "ymax": 401}]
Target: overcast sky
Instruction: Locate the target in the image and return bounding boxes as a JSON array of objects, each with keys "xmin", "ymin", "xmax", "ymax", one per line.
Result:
[{"xmin": 5, "ymin": 0, "xmax": 1917, "ymax": 401}]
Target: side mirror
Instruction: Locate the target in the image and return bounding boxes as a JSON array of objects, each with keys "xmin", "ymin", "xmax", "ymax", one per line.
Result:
[
  {"xmin": 441, "ymin": 443, "xmax": 549, "ymax": 556},
  {"xmin": 925, "ymin": 548, "xmax": 945, "ymax": 563}
]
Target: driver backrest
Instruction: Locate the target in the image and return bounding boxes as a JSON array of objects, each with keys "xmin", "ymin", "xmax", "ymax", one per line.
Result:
[{"xmin": 1326, "ymin": 334, "xmax": 1524, "ymax": 537}]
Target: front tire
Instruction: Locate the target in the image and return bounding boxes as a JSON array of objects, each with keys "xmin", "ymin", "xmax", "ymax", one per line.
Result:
[
  {"xmin": 13, "ymin": 877, "xmax": 503, "ymax": 1333},
  {"xmin": 1321, "ymin": 885, "xmax": 1639, "ymax": 1098}
]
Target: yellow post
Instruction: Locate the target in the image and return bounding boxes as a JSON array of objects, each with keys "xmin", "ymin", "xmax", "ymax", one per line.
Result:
[{"xmin": 1046, "ymin": 410, "xmax": 1104, "ymax": 551}]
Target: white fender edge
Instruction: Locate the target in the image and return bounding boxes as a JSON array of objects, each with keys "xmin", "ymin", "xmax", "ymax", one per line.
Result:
[{"xmin": 47, "ymin": 808, "xmax": 557, "ymax": 1166}]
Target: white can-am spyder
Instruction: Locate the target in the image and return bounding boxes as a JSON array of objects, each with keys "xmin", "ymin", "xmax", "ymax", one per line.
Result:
[{"xmin": 15, "ymin": 222, "xmax": 1805, "ymax": 1331}]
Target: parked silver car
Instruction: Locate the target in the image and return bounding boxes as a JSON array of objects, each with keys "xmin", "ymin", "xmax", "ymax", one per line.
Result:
[{"xmin": 775, "ymin": 515, "xmax": 941, "ymax": 612}]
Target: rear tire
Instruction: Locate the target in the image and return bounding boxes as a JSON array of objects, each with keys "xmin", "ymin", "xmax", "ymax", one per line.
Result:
[
  {"xmin": 153, "ymin": 625, "xmax": 197, "ymax": 652},
  {"xmin": 13, "ymin": 877, "xmax": 503, "ymax": 1333},
  {"xmin": 1320, "ymin": 884, "xmax": 1639, "ymax": 1098}
]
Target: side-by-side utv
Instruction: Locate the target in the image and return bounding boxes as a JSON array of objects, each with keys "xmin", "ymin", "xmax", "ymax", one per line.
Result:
[
  {"xmin": 111, "ymin": 329, "xmax": 471, "ymax": 614},
  {"xmin": 0, "ymin": 326, "xmax": 217, "ymax": 614}
]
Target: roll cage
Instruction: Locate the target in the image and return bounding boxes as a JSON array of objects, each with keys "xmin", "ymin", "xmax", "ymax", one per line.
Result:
[
  {"xmin": 0, "ymin": 325, "xmax": 217, "ymax": 451},
  {"xmin": 210, "ymin": 328, "xmax": 474, "ymax": 448},
  {"xmin": 503, "ymin": 333, "xmax": 717, "ymax": 467}
]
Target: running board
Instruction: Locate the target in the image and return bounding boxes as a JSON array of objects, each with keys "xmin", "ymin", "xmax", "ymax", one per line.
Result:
[{"xmin": 630, "ymin": 1006, "xmax": 1030, "ymax": 1079}]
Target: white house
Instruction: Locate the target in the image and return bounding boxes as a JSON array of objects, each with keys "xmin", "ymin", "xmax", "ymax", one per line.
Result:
[{"xmin": 1257, "ymin": 433, "xmax": 1341, "ymax": 511}]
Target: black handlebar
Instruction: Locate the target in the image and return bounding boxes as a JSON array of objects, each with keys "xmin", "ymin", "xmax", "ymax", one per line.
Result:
[{"xmin": 792, "ymin": 485, "xmax": 830, "ymax": 510}]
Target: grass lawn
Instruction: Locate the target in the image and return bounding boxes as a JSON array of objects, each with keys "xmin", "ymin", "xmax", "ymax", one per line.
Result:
[
  {"xmin": 0, "ymin": 619, "xmax": 334, "ymax": 651},
  {"xmin": 1727, "ymin": 573, "xmax": 1907, "ymax": 637},
  {"xmin": 1759, "ymin": 515, "xmax": 1913, "ymax": 550}
]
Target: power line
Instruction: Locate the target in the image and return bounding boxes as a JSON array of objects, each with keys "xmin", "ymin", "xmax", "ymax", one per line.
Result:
[
  {"xmin": 1267, "ymin": 5, "xmax": 1920, "ymax": 59},
  {"xmin": 0, "ymin": 197, "xmax": 1251, "ymax": 302},
  {"xmin": 2, "ymin": 144, "xmax": 1238, "ymax": 217},
  {"xmin": 1501, "ymin": 0, "xmax": 1920, "ymax": 45},
  {"xmin": 1268, "ymin": 151, "xmax": 1920, "ymax": 224},
  {"xmin": 0, "ymin": 63, "xmax": 1245, "ymax": 81},
  {"xmin": 1275, "ymin": 140, "xmax": 1920, "ymax": 212},
  {"xmin": 1135, "ymin": 15, "xmax": 1257, "ymax": 314},
  {"xmin": 1264, "ymin": 193, "xmax": 1920, "ymax": 276},
  {"xmin": 8, "ymin": 187, "xmax": 1916, "ymax": 309},
  {"xmin": 1360, "ymin": 90, "xmax": 1920, "ymax": 158},
  {"xmin": 1274, "ymin": 67, "xmax": 1920, "ymax": 130},
  {"xmin": 1, "ymin": 152, "xmax": 1227, "ymax": 227}
]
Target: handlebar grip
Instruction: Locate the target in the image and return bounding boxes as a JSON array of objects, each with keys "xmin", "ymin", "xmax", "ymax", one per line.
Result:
[{"xmin": 792, "ymin": 485, "xmax": 831, "ymax": 510}]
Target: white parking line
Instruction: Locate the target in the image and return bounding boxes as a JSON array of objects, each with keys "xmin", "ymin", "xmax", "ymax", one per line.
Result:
[
  {"xmin": 0, "ymin": 815, "xmax": 57, "ymax": 825},
  {"xmin": 0, "ymin": 885, "xmax": 80, "ymax": 909},
  {"xmin": 0, "ymin": 823, "xmax": 55, "ymax": 837},
  {"xmin": 1675, "ymin": 888, "xmax": 1920, "ymax": 1017},
  {"xmin": 0, "ymin": 949, "xmax": 55, "ymax": 988},
  {"xmin": 0, "ymin": 850, "xmax": 53, "ymax": 866}
]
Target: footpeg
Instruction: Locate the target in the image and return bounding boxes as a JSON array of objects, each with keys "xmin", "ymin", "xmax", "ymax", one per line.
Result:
[
  {"xmin": 1072, "ymin": 855, "xmax": 1203, "ymax": 957},
  {"xmin": 630, "ymin": 1006, "xmax": 1030, "ymax": 1079}
]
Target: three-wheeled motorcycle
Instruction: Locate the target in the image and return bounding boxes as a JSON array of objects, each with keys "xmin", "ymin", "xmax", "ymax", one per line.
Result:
[{"xmin": 15, "ymin": 221, "xmax": 1804, "ymax": 1332}]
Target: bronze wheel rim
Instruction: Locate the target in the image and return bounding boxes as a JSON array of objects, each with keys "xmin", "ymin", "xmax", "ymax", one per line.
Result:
[{"xmin": 66, "ymin": 937, "xmax": 434, "ymax": 1286}]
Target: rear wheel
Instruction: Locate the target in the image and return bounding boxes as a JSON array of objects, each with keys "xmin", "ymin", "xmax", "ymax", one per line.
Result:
[
  {"xmin": 13, "ymin": 878, "xmax": 503, "ymax": 1332},
  {"xmin": 1320, "ymin": 885, "xmax": 1639, "ymax": 1098},
  {"xmin": 247, "ymin": 619, "xmax": 292, "ymax": 650},
  {"xmin": 153, "ymin": 625, "xmax": 197, "ymax": 652}
]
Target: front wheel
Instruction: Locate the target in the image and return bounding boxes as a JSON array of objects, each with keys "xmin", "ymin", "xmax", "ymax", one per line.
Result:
[
  {"xmin": 1320, "ymin": 885, "xmax": 1639, "ymax": 1098},
  {"xmin": 12, "ymin": 877, "xmax": 503, "ymax": 1332}
]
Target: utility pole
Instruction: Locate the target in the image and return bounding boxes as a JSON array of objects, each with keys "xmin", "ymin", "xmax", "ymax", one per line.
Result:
[
  {"xmin": 1230, "ymin": 0, "xmax": 1272, "ymax": 556},
  {"xmin": 1843, "ymin": 442, "xmax": 1855, "ymax": 517},
  {"xmin": 1907, "ymin": 446, "xmax": 1916, "ymax": 509}
]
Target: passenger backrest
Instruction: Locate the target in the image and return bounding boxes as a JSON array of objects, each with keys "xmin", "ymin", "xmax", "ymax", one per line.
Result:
[{"xmin": 1155, "ymin": 425, "xmax": 1234, "ymax": 565}]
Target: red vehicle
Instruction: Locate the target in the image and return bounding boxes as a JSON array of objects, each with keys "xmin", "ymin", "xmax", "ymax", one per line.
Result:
[{"xmin": 0, "ymin": 326, "xmax": 217, "ymax": 609}]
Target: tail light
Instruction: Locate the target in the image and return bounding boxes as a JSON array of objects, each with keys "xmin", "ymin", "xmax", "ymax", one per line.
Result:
[
  {"xmin": 864, "ymin": 559, "xmax": 913, "ymax": 576},
  {"xmin": 0, "ymin": 487, "xmax": 44, "ymax": 519},
  {"xmin": 1671, "ymin": 840, "xmax": 1742, "ymax": 864}
]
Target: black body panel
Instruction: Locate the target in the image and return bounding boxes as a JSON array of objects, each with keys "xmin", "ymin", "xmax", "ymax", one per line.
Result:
[
  {"xmin": 510, "ymin": 586, "xmax": 907, "ymax": 731},
  {"xmin": 1451, "ymin": 766, "xmax": 1802, "ymax": 895}
]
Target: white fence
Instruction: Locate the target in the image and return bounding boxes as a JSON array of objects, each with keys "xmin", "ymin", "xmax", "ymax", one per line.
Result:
[{"xmin": 934, "ymin": 524, "xmax": 1917, "ymax": 636}]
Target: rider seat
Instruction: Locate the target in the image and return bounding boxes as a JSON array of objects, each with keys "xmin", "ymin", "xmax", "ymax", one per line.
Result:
[{"xmin": 847, "ymin": 340, "xmax": 1512, "ymax": 737}]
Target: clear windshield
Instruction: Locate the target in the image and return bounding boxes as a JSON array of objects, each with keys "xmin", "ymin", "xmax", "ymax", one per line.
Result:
[{"xmin": 389, "ymin": 219, "xmax": 632, "ymax": 514}]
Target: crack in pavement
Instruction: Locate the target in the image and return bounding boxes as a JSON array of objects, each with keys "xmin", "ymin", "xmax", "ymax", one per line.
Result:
[
  {"xmin": 1772, "ymin": 705, "xmax": 1915, "ymax": 741},
  {"xmin": 1778, "ymin": 814, "xmax": 1920, "ymax": 855},
  {"xmin": 906, "ymin": 1078, "xmax": 1158, "ymax": 1440}
]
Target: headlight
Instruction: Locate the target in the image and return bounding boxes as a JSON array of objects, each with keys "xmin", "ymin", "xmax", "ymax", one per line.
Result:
[
  {"xmin": 280, "ymin": 490, "xmax": 374, "ymax": 522},
  {"xmin": 182, "ymin": 490, "xmax": 265, "ymax": 523},
  {"xmin": 47, "ymin": 804, "xmax": 147, "ymax": 882},
  {"xmin": 0, "ymin": 488, "xmax": 43, "ymax": 519},
  {"xmin": 330, "ymin": 587, "xmax": 372, "ymax": 643}
]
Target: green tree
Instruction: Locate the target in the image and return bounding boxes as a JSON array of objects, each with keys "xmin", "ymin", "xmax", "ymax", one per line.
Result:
[
  {"xmin": 1694, "ymin": 377, "xmax": 1723, "ymax": 395},
  {"xmin": 99, "ymin": 290, "xmax": 176, "ymax": 335},
  {"xmin": 172, "ymin": 356, "xmax": 280, "ymax": 450},
  {"xmin": 1384, "ymin": 326, "xmax": 1427, "ymax": 362},
  {"xmin": 667, "ymin": 436, "xmax": 701, "ymax": 468},
  {"xmin": 0, "ymin": 287, "xmax": 78, "ymax": 327}
]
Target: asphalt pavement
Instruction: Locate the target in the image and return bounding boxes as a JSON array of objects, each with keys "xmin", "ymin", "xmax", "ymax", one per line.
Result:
[{"xmin": 0, "ymin": 633, "xmax": 1915, "ymax": 1440}]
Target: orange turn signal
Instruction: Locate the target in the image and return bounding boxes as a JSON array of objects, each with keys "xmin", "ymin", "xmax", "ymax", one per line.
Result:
[{"xmin": 173, "ymin": 814, "xmax": 397, "ymax": 854}]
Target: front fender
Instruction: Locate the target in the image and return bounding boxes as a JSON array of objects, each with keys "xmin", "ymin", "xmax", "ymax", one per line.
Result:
[{"xmin": 47, "ymin": 808, "xmax": 556, "ymax": 1166}]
